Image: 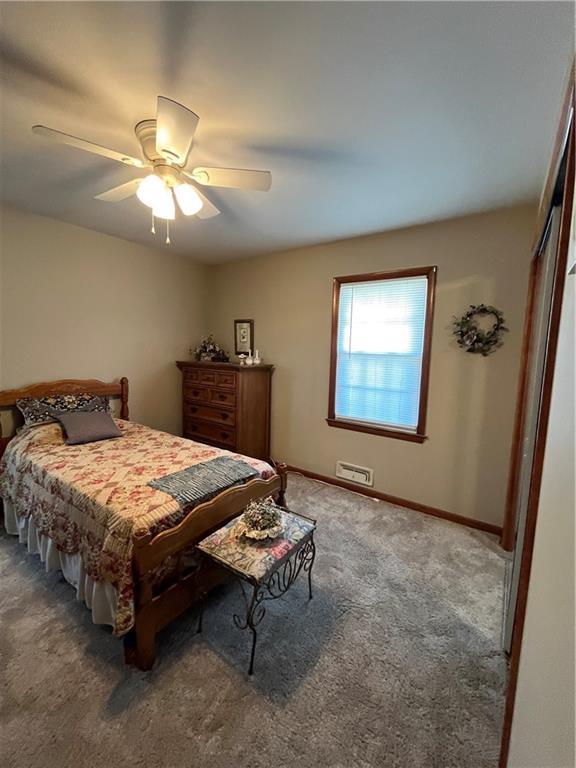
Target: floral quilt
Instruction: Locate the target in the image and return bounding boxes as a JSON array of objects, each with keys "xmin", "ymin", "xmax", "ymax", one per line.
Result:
[{"xmin": 0, "ymin": 420, "xmax": 273, "ymax": 635}]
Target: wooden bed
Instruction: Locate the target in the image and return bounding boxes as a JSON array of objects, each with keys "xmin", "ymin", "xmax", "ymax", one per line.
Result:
[{"xmin": 0, "ymin": 377, "xmax": 287, "ymax": 670}]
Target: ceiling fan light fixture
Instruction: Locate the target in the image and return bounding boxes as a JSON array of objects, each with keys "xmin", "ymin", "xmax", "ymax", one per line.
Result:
[
  {"xmin": 136, "ymin": 173, "xmax": 166, "ymax": 209},
  {"xmin": 32, "ymin": 97, "xmax": 274, "ymax": 239},
  {"xmin": 152, "ymin": 186, "xmax": 176, "ymax": 220},
  {"xmin": 174, "ymin": 183, "xmax": 203, "ymax": 216}
]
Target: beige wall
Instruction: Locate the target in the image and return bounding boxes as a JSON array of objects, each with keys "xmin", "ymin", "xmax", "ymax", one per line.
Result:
[
  {"xmin": 0, "ymin": 204, "xmax": 535, "ymax": 527},
  {"xmin": 206, "ymin": 205, "xmax": 535, "ymax": 526},
  {"xmin": 508, "ymin": 222, "xmax": 575, "ymax": 768},
  {"xmin": 0, "ymin": 206, "xmax": 206, "ymax": 435}
]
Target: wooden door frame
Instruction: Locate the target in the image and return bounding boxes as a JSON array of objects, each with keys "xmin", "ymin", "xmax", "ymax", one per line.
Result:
[
  {"xmin": 498, "ymin": 65, "xmax": 574, "ymax": 767},
  {"xmin": 500, "ymin": 255, "xmax": 540, "ymax": 552},
  {"xmin": 502, "ymin": 64, "xmax": 575, "ymax": 552}
]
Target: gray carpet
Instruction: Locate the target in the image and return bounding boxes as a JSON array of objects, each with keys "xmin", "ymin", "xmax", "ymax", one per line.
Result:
[{"xmin": 0, "ymin": 474, "xmax": 507, "ymax": 768}]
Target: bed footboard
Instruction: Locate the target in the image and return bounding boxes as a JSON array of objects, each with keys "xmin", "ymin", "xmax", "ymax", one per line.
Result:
[{"xmin": 126, "ymin": 463, "xmax": 288, "ymax": 670}]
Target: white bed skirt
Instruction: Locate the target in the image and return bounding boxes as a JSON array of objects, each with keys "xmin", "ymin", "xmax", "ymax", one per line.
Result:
[{"xmin": 3, "ymin": 501, "xmax": 118, "ymax": 628}]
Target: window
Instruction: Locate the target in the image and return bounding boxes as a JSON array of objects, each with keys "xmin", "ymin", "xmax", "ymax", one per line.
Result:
[{"xmin": 327, "ymin": 266, "xmax": 436, "ymax": 442}]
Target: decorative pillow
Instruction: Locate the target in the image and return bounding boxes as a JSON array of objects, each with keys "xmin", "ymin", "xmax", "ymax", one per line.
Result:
[
  {"xmin": 56, "ymin": 411, "xmax": 123, "ymax": 445},
  {"xmin": 16, "ymin": 393, "xmax": 110, "ymax": 427}
]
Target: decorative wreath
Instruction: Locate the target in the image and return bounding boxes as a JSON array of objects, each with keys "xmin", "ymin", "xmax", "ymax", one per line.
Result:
[{"xmin": 452, "ymin": 304, "xmax": 508, "ymax": 356}]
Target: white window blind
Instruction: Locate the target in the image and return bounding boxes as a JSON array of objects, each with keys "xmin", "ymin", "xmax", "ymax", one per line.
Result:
[{"xmin": 335, "ymin": 275, "xmax": 429, "ymax": 431}]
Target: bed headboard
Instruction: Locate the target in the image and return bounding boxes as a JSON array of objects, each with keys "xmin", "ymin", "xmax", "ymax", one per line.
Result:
[{"xmin": 0, "ymin": 377, "xmax": 129, "ymax": 456}]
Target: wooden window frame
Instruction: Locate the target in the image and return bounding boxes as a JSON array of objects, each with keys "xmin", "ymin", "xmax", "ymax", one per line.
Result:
[{"xmin": 326, "ymin": 265, "xmax": 437, "ymax": 443}]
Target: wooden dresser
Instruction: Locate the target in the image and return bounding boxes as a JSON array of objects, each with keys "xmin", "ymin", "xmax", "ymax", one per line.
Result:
[{"xmin": 176, "ymin": 361, "xmax": 273, "ymax": 460}]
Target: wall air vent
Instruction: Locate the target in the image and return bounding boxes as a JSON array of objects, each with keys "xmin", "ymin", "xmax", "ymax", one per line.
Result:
[{"xmin": 335, "ymin": 461, "xmax": 374, "ymax": 487}]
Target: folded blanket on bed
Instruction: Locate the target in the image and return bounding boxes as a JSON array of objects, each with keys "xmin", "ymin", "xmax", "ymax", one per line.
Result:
[{"xmin": 148, "ymin": 456, "xmax": 259, "ymax": 507}]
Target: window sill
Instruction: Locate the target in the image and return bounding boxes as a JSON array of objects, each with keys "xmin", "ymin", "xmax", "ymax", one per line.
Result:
[{"xmin": 325, "ymin": 417, "xmax": 428, "ymax": 443}]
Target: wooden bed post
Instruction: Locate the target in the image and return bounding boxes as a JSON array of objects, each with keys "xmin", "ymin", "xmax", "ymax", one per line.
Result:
[
  {"xmin": 0, "ymin": 417, "xmax": 8, "ymax": 462},
  {"xmin": 270, "ymin": 461, "xmax": 288, "ymax": 507},
  {"xmin": 276, "ymin": 462, "xmax": 288, "ymax": 507},
  {"xmin": 120, "ymin": 377, "xmax": 129, "ymax": 420},
  {"xmin": 127, "ymin": 527, "xmax": 157, "ymax": 670}
]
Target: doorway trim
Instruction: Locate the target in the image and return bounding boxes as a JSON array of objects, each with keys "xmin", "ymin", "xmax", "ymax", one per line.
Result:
[
  {"xmin": 502, "ymin": 65, "xmax": 575, "ymax": 552},
  {"xmin": 498, "ymin": 64, "xmax": 574, "ymax": 767}
]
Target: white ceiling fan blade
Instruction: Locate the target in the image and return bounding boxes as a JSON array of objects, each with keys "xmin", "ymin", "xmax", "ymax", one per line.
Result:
[
  {"xmin": 32, "ymin": 125, "xmax": 144, "ymax": 167},
  {"xmin": 180, "ymin": 173, "xmax": 220, "ymax": 218},
  {"xmin": 191, "ymin": 166, "xmax": 272, "ymax": 191},
  {"xmin": 156, "ymin": 96, "xmax": 199, "ymax": 166},
  {"xmin": 95, "ymin": 178, "xmax": 143, "ymax": 202},
  {"xmin": 195, "ymin": 188, "xmax": 221, "ymax": 219}
]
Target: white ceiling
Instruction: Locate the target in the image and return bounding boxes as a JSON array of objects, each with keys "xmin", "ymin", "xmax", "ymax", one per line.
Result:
[{"xmin": 0, "ymin": 2, "xmax": 573, "ymax": 262}]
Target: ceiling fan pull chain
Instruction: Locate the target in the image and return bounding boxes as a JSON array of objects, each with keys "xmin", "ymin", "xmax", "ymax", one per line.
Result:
[
  {"xmin": 151, "ymin": 210, "xmax": 156, "ymax": 235},
  {"xmin": 166, "ymin": 219, "xmax": 171, "ymax": 246}
]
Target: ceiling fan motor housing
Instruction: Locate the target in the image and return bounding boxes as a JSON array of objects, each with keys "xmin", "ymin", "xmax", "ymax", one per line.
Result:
[{"xmin": 134, "ymin": 120, "xmax": 163, "ymax": 163}]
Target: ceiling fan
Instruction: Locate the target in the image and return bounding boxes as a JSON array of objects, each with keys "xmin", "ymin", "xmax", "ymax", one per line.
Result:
[{"xmin": 32, "ymin": 96, "xmax": 272, "ymax": 243}]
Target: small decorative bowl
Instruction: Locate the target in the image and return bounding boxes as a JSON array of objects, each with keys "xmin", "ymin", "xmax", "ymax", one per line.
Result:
[{"xmin": 241, "ymin": 521, "xmax": 284, "ymax": 540}]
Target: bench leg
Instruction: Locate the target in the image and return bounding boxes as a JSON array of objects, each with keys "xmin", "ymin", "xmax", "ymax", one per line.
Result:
[{"xmin": 247, "ymin": 585, "xmax": 260, "ymax": 676}]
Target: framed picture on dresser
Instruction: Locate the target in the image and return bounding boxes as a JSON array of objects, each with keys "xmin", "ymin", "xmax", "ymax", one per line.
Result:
[{"xmin": 234, "ymin": 319, "xmax": 254, "ymax": 355}]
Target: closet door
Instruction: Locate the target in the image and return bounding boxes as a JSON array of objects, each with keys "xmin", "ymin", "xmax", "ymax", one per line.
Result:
[{"xmin": 503, "ymin": 208, "xmax": 561, "ymax": 652}]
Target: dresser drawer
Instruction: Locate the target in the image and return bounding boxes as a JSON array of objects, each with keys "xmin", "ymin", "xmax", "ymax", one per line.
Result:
[
  {"xmin": 184, "ymin": 369, "xmax": 237, "ymax": 389},
  {"xmin": 184, "ymin": 384, "xmax": 210, "ymax": 402},
  {"xmin": 215, "ymin": 371, "xmax": 236, "ymax": 389},
  {"xmin": 198, "ymin": 370, "xmax": 218, "ymax": 386},
  {"xmin": 185, "ymin": 386, "xmax": 236, "ymax": 407},
  {"xmin": 209, "ymin": 388, "xmax": 236, "ymax": 406},
  {"xmin": 184, "ymin": 419, "xmax": 236, "ymax": 448},
  {"xmin": 183, "ymin": 370, "xmax": 201, "ymax": 386},
  {"xmin": 184, "ymin": 402, "xmax": 236, "ymax": 426}
]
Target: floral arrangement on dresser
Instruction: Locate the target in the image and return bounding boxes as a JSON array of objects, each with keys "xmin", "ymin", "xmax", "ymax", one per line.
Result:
[{"xmin": 192, "ymin": 335, "xmax": 230, "ymax": 363}]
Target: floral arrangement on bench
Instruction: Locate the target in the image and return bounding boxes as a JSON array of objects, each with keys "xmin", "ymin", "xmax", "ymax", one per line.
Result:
[{"xmin": 239, "ymin": 496, "xmax": 284, "ymax": 540}]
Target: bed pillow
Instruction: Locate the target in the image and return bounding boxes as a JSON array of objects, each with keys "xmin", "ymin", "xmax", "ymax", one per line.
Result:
[
  {"xmin": 16, "ymin": 393, "xmax": 110, "ymax": 427},
  {"xmin": 56, "ymin": 411, "xmax": 123, "ymax": 445}
]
